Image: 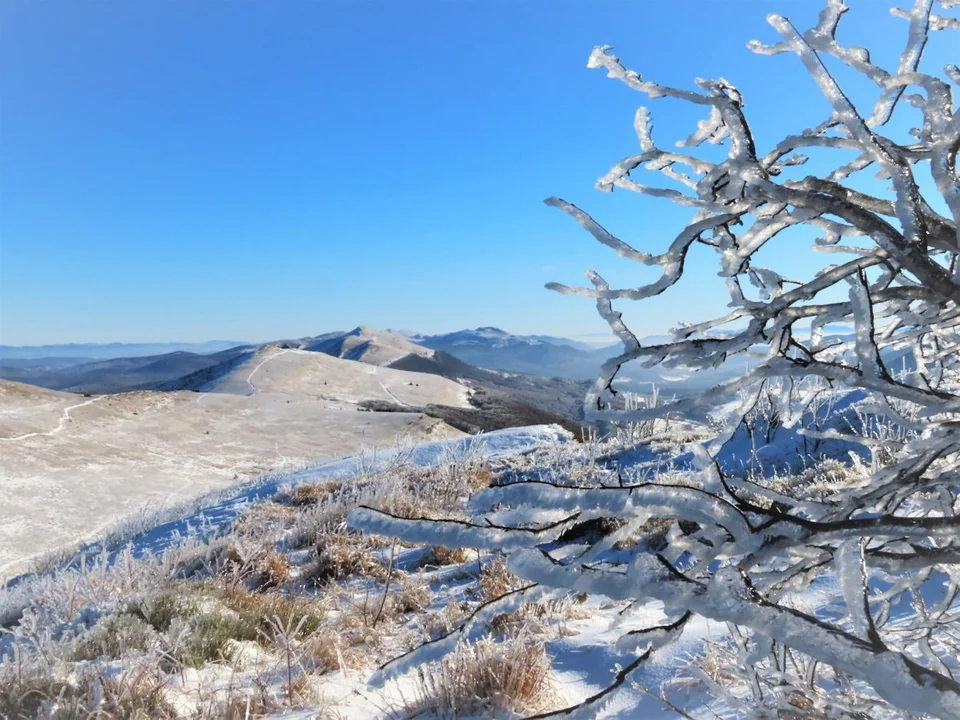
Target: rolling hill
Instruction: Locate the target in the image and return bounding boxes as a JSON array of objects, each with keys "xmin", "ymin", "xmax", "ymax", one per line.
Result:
[
  {"xmin": 0, "ymin": 347, "xmax": 472, "ymax": 576},
  {"xmin": 299, "ymin": 326, "xmax": 433, "ymax": 366}
]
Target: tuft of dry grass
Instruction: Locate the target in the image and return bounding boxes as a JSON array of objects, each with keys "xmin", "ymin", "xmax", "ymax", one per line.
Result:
[
  {"xmin": 393, "ymin": 573, "xmax": 432, "ymax": 614},
  {"xmin": 478, "ymin": 556, "xmax": 519, "ymax": 601},
  {"xmin": 419, "ymin": 601, "xmax": 469, "ymax": 641},
  {"xmin": 490, "ymin": 596, "xmax": 591, "ymax": 639},
  {"xmin": 465, "ymin": 466, "xmax": 495, "ymax": 491},
  {"xmin": 231, "ymin": 502, "xmax": 296, "ymax": 539},
  {"xmin": 209, "ymin": 687, "xmax": 279, "ymax": 719},
  {"xmin": 286, "ymin": 481, "xmax": 342, "ymax": 507},
  {"xmin": 421, "ymin": 545, "xmax": 472, "ymax": 567},
  {"xmin": 305, "ymin": 533, "xmax": 387, "ymax": 586},
  {"xmin": 407, "ymin": 635, "xmax": 558, "ymax": 718},
  {"xmin": 253, "ymin": 550, "xmax": 291, "ymax": 591},
  {"xmin": 217, "ymin": 540, "xmax": 293, "ymax": 589},
  {"xmin": 305, "ymin": 588, "xmax": 399, "ymax": 673},
  {"xmin": 308, "ymin": 626, "xmax": 369, "ymax": 673}
]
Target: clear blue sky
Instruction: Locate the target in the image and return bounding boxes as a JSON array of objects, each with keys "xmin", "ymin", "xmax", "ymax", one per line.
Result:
[{"xmin": 0, "ymin": 1, "xmax": 944, "ymax": 345}]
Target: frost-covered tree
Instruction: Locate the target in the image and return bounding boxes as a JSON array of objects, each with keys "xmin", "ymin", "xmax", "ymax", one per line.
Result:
[{"xmin": 352, "ymin": 1, "xmax": 960, "ymax": 717}]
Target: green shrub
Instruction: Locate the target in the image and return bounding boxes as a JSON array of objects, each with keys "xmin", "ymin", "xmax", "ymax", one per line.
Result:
[{"xmin": 70, "ymin": 614, "xmax": 154, "ymax": 661}]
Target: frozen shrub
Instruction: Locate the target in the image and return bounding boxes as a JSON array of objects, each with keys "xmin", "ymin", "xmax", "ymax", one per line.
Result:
[
  {"xmin": 418, "ymin": 601, "xmax": 469, "ymax": 641},
  {"xmin": 285, "ymin": 481, "xmax": 341, "ymax": 507},
  {"xmin": 0, "ymin": 661, "xmax": 176, "ymax": 719},
  {"xmin": 70, "ymin": 614, "xmax": 155, "ymax": 661},
  {"xmin": 393, "ymin": 573, "xmax": 432, "ymax": 614}
]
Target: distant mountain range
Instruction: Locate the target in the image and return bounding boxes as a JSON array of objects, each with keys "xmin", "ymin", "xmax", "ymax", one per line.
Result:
[
  {"xmin": 406, "ymin": 327, "xmax": 605, "ymax": 353},
  {"xmin": 0, "ymin": 346, "xmax": 256, "ymax": 394},
  {"xmin": 0, "ymin": 328, "xmax": 597, "ymax": 434},
  {"xmin": 0, "ymin": 340, "xmax": 248, "ymax": 362},
  {"xmin": 0, "ymin": 327, "xmax": 616, "ymax": 387},
  {"xmin": 411, "ymin": 327, "xmax": 618, "ymax": 380},
  {"xmin": 0, "ymin": 325, "xmax": 771, "ymax": 411}
]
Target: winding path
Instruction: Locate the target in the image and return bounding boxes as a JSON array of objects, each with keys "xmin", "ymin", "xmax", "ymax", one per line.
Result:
[
  {"xmin": 244, "ymin": 349, "xmax": 294, "ymax": 395},
  {"xmin": 0, "ymin": 397, "xmax": 101, "ymax": 442}
]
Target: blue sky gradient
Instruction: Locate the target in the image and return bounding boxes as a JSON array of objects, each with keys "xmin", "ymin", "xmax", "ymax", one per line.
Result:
[{"xmin": 1, "ymin": 1, "xmax": 948, "ymax": 345}]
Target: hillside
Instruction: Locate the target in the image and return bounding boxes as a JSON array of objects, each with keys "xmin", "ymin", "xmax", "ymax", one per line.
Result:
[
  {"xmin": 296, "ymin": 328, "xmax": 592, "ymax": 431},
  {"xmin": 0, "ymin": 410, "xmax": 888, "ymax": 719},
  {"xmin": 299, "ymin": 326, "xmax": 432, "ymax": 366},
  {"xmin": 0, "ymin": 359, "xmax": 468, "ymax": 576},
  {"xmin": 198, "ymin": 345, "xmax": 471, "ymax": 408},
  {"xmin": 389, "ymin": 349, "xmax": 590, "ymax": 425}
]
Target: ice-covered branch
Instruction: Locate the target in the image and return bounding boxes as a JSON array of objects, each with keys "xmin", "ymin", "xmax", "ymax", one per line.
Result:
[{"xmin": 361, "ymin": 3, "xmax": 960, "ymax": 717}]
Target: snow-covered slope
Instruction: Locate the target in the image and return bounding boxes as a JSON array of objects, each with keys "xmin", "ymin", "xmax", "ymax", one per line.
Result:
[
  {"xmin": 202, "ymin": 345, "xmax": 468, "ymax": 408},
  {"xmin": 0, "ymin": 357, "xmax": 469, "ymax": 577},
  {"xmin": 300, "ymin": 326, "xmax": 433, "ymax": 367}
]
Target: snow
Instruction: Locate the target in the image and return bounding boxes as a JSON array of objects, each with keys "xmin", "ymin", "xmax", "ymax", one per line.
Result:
[{"xmin": 7, "ymin": 424, "xmax": 568, "ymax": 585}]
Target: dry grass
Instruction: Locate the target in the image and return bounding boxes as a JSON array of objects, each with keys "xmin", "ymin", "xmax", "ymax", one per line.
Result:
[
  {"xmin": 119, "ymin": 582, "xmax": 328, "ymax": 668},
  {"xmin": 419, "ymin": 601, "xmax": 470, "ymax": 641},
  {"xmin": 393, "ymin": 573, "xmax": 432, "ymax": 614},
  {"xmin": 407, "ymin": 635, "xmax": 558, "ymax": 718},
  {"xmin": 286, "ymin": 481, "xmax": 342, "ymax": 507},
  {"xmin": 206, "ymin": 687, "xmax": 279, "ymax": 720},
  {"xmin": 1, "ymin": 443, "xmax": 605, "ymax": 719},
  {"xmin": 216, "ymin": 541, "xmax": 292, "ymax": 589},
  {"xmin": 231, "ymin": 502, "xmax": 296, "ymax": 538},
  {"xmin": 478, "ymin": 556, "xmax": 519, "ymax": 601},
  {"xmin": 465, "ymin": 466, "xmax": 495, "ymax": 491},
  {"xmin": 421, "ymin": 545, "xmax": 472, "ymax": 567},
  {"xmin": 308, "ymin": 626, "xmax": 370, "ymax": 673},
  {"xmin": 0, "ymin": 662, "xmax": 176, "ymax": 719},
  {"xmin": 253, "ymin": 550, "xmax": 291, "ymax": 591},
  {"xmin": 305, "ymin": 588, "xmax": 401, "ymax": 672},
  {"xmin": 490, "ymin": 596, "xmax": 591, "ymax": 638},
  {"xmin": 305, "ymin": 533, "xmax": 387, "ymax": 586}
]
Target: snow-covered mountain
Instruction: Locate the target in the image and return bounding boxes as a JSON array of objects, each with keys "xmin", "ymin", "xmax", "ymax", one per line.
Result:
[{"xmin": 299, "ymin": 326, "xmax": 433, "ymax": 367}]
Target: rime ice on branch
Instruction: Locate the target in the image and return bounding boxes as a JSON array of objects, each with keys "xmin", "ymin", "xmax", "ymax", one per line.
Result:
[{"xmin": 352, "ymin": 2, "xmax": 960, "ymax": 717}]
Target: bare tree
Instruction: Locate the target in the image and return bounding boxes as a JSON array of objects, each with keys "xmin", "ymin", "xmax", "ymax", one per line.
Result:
[{"xmin": 352, "ymin": 1, "xmax": 960, "ymax": 717}]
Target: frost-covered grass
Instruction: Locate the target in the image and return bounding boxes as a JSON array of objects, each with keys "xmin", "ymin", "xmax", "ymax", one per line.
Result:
[
  {"xmin": 0, "ymin": 428, "xmax": 613, "ymax": 718},
  {"xmin": 0, "ymin": 418, "xmax": 924, "ymax": 718},
  {"xmin": 403, "ymin": 633, "xmax": 558, "ymax": 718}
]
